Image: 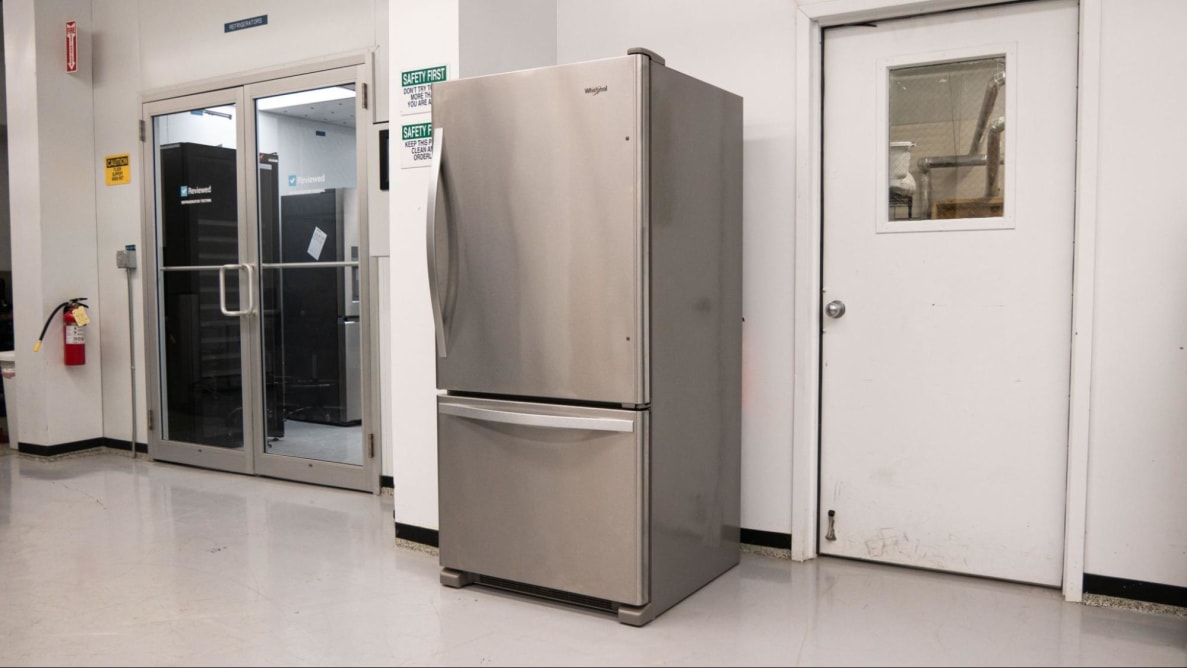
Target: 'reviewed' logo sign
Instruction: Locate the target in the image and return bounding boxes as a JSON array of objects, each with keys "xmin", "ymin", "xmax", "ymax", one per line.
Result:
[
  {"xmin": 288, "ymin": 174, "xmax": 326, "ymax": 187},
  {"xmin": 179, "ymin": 184, "xmax": 213, "ymax": 205}
]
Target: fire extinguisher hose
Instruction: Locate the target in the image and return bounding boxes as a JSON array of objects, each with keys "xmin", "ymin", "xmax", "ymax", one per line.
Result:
[{"xmin": 33, "ymin": 298, "xmax": 88, "ymax": 352}]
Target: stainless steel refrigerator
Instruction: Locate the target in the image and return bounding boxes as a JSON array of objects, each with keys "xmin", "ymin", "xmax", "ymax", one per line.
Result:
[{"xmin": 429, "ymin": 49, "xmax": 742, "ymax": 626}]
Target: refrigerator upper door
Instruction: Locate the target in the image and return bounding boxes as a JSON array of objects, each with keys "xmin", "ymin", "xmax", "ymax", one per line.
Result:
[{"xmin": 430, "ymin": 56, "xmax": 647, "ymax": 405}]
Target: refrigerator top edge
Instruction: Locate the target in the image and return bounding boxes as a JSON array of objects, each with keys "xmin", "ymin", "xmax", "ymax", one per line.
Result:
[
  {"xmin": 436, "ymin": 52, "xmax": 646, "ymax": 89},
  {"xmin": 435, "ymin": 50, "xmax": 742, "ymax": 102}
]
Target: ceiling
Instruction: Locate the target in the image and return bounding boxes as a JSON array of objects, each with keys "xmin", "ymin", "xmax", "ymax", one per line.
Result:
[{"xmin": 261, "ymin": 97, "xmax": 356, "ymax": 127}]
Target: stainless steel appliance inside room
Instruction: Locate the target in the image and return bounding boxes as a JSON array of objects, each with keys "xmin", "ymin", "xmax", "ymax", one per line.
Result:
[{"xmin": 429, "ymin": 48, "xmax": 742, "ymax": 626}]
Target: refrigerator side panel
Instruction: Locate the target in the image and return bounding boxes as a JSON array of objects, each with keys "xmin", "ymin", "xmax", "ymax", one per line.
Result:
[
  {"xmin": 430, "ymin": 57, "xmax": 646, "ymax": 405},
  {"xmin": 623, "ymin": 65, "xmax": 744, "ymax": 624}
]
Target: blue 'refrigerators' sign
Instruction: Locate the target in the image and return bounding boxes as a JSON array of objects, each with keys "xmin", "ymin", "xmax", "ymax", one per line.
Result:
[{"xmin": 225, "ymin": 15, "xmax": 268, "ymax": 33}]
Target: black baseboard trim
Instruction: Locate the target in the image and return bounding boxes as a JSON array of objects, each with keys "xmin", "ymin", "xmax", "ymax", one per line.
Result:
[
  {"xmin": 1084, "ymin": 573, "xmax": 1187, "ymax": 609},
  {"xmin": 100, "ymin": 437, "xmax": 149, "ymax": 454},
  {"xmin": 395, "ymin": 523, "xmax": 789, "ymax": 553},
  {"xmin": 395, "ymin": 522, "xmax": 439, "ymax": 548},
  {"xmin": 18, "ymin": 438, "xmax": 106, "ymax": 457},
  {"xmin": 741, "ymin": 528, "xmax": 792, "ymax": 550},
  {"xmin": 380, "ymin": 475, "xmax": 394, "ymax": 489}
]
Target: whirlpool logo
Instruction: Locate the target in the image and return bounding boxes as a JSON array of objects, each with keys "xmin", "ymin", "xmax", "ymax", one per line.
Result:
[{"xmin": 584, "ymin": 85, "xmax": 608, "ymax": 96}]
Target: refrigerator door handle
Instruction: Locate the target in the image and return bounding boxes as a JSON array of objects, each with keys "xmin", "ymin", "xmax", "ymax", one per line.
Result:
[
  {"xmin": 439, "ymin": 402, "xmax": 636, "ymax": 433},
  {"xmin": 218, "ymin": 263, "xmax": 255, "ymax": 317},
  {"xmin": 426, "ymin": 126, "xmax": 449, "ymax": 358}
]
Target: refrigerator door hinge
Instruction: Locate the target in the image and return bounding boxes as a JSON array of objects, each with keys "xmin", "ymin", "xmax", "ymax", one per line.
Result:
[
  {"xmin": 362, "ymin": 83, "xmax": 369, "ymax": 110},
  {"xmin": 369, "ymin": 433, "xmax": 375, "ymax": 458},
  {"xmin": 147, "ymin": 409, "xmax": 154, "ymax": 431},
  {"xmin": 139, "ymin": 120, "xmax": 146, "ymax": 142}
]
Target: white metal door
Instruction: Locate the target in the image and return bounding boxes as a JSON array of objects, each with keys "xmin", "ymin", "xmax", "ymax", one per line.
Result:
[{"xmin": 819, "ymin": 0, "xmax": 1078, "ymax": 586}]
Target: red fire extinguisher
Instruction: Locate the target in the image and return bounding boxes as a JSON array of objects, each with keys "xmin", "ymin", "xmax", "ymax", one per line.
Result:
[{"xmin": 34, "ymin": 297, "xmax": 89, "ymax": 366}]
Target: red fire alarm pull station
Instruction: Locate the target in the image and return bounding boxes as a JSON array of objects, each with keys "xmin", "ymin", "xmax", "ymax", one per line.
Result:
[{"xmin": 65, "ymin": 21, "xmax": 78, "ymax": 73}]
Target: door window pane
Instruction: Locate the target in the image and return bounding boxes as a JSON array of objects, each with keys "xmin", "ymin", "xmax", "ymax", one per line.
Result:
[
  {"xmin": 152, "ymin": 107, "xmax": 245, "ymax": 448},
  {"xmin": 255, "ymin": 85, "xmax": 363, "ymax": 466},
  {"xmin": 888, "ymin": 57, "xmax": 1005, "ymax": 221}
]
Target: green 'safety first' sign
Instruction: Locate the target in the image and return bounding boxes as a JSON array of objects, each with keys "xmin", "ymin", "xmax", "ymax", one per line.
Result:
[
  {"xmin": 401, "ymin": 65, "xmax": 447, "ymax": 115},
  {"xmin": 400, "ymin": 123, "xmax": 434, "ymax": 169}
]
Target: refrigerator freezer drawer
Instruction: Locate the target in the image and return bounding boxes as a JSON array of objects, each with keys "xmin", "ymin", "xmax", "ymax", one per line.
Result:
[{"xmin": 437, "ymin": 395, "xmax": 648, "ymax": 606}]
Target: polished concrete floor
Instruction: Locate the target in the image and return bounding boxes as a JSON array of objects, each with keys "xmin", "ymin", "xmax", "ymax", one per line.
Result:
[
  {"xmin": 0, "ymin": 450, "xmax": 1183, "ymax": 667},
  {"xmin": 266, "ymin": 420, "xmax": 363, "ymax": 466}
]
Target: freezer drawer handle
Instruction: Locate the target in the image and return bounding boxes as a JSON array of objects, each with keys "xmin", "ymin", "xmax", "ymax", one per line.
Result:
[
  {"xmin": 439, "ymin": 403, "xmax": 635, "ymax": 433},
  {"xmin": 426, "ymin": 126, "xmax": 449, "ymax": 358}
]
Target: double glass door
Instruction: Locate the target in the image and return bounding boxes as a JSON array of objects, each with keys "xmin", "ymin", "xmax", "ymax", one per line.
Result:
[{"xmin": 142, "ymin": 66, "xmax": 375, "ymax": 491}]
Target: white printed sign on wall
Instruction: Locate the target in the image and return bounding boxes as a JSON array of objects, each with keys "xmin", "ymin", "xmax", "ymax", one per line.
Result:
[
  {"xmin": 401, "ymin": 65, "xmax": 447, "ymax": 116},
  {"xmin": 307, "ymin": 227, "xmax": 328, "ymax": 260}
]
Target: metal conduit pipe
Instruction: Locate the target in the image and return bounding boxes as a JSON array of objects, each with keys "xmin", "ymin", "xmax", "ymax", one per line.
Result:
[
  {"xmin": 986, "ymin": 116, "xmax": 1006, "ymax": 197},
  {"xmin": 917, "ymin": 154, "xmax": 988, "ymax": 217},
  {"xmin": 911, "ymin": 70, "xmax": 1006, "ymax": 217},
  {"xmin": 968, "ymin": 71, "xmax": 1006, "ymax": 155}
]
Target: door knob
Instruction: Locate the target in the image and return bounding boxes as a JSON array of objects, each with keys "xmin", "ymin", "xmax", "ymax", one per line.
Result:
[{"xmin": 824, "ymin": 300, "xmax": 846, "ymax": 319}]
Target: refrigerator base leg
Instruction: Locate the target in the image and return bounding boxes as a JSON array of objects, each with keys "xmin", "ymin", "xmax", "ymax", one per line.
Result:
[
  {"xmin": 616, "ymin": 602, "xmax": 659, "ymax": 627},
  {"xmin": 440, "ymin": 567, "xmax": 476, "ymax": 588}
]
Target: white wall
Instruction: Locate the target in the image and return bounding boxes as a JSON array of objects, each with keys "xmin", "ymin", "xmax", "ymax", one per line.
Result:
[
  {"xmin": 557, "ymin": 0, "xmax": 798, "ymax": 534},
  {"xmin": 459, "ymin": 0, "xmax": 556, "ymax": 79},
  {"xmin": 1085, "ymin": 0, "xmax": 1187, "ymax": 589},
  {"xmin": 4, "ymin": 0, "xmax": 104, "ymax": 447},
  {"xmin": 137, "ymin": 1, "xmax": 378, "ymax": 92},
  {"xmin": 0, "ymin": 131, "xmax": 10, "ymax": 275},
  {"xmin": 89, "ymin": 0, "xmax": 383, "ymax": 449},
  {"xmin": 93, "ymin": 0, "xmax": 144, "ymax": 448},
  {"xmin": 388, "ymin": 0, "xmax": 460, "ymax": 530},
  {"xmin": 0, "ymin": 9, "xmax": 10, "ymax": 274},
  {"xmin": 386, "ymin": 0, "xmax": 796, "ymax": 535},
  {"xmin": 7, "ymin": 0, "xmax": 1182, "ymax": 593},
  {"xmin": 0, "ymin": 7, "xmax": 6, "ymax": 127}
]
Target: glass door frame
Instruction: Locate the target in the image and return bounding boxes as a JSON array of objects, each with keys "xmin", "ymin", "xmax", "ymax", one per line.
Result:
[
  {"xmin": 140, "ymin": 59, "xmax": 378, "ymax": 492},
  {"xmin": 141, "ymin": 86, "xmax": 254, "ymax": 476},
  {"xmin": 245, "ymin": 65, "xmax": 375, "ymax": 491}
]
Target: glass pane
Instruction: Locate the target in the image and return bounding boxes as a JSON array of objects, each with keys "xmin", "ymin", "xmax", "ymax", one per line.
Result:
[
  {"xmin": 161, "ymin": 269, "xmax": 244, "ymax": 447},
  {"xmin": 888, "ymin": 57, "xmax": 1005, "ymax": 221},
  {"xmin": 152, "ymin": 106, "xmax": 244, "ymax": 448},
  {"xmin": 255, "ymin": 85, "xmax": 363, "ymax": 466}
]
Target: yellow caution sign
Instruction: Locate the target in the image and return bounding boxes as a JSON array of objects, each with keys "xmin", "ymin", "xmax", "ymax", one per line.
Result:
[{"xmin": 105, "ymin": 153, "xmax": 131, "ymax": 186}]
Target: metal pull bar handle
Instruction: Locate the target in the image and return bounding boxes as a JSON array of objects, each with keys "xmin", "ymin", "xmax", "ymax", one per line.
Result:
[
  {"xmin": 439, "ymin": 402, "xmax": 636, "ymax": 433},
  {"xmin": 426, "ymin": 127, "xmax": 448, "ymax": 358},
  {"xmin": 240, "ymin": 264, "xmax": 255, "ymax": 315},
  {"xmin": 218, "ymin": 263, "xmax": 255, "ymax": 317}
]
